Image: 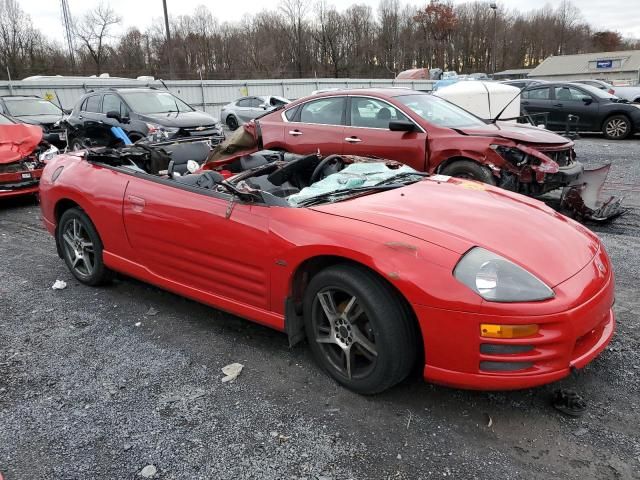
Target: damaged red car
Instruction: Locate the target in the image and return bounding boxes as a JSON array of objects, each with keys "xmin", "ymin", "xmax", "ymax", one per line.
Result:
[
  {"xmin": 39, "ymin": 140, "xmax": 615, "ymax": 393},
  {"xmin": 0, "ymin": 116, "xmax": 58, "ymax": 199},
  {"xmin": 256, "ymin": 89, "xmax": 621, "ymax": 220}
]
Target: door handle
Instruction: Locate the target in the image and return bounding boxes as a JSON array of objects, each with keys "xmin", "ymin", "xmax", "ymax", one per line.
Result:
[
  {"xmin": 288, "ymin": 130, "xmax": 303, "ymax": 136},
  {"xmin": 127, "ymin": 195, "xmax": 145, "ymax": 212},
  {"xmin": 553, "ymin": 103, "xmax": 563, "ymax": 107},
  {"xmin": 345, "ymin": 136, "xmax": 362, "ymax": 143}
]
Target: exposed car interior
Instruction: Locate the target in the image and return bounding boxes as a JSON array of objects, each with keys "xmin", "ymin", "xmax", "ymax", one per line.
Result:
[{"xmin": 82, "ymin": 140, "xmax": 414, "ymax": 206}]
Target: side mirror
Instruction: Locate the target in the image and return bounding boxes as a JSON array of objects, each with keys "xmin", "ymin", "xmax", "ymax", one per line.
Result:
[
  {"xmin": 389, "ymin": 120, "xmax": 415, "ymax": 132},
  {"xmin": 260, "ymin": 103, "xmax": 269, "ymax": 110},
  {"xmin": 581, "ymin": 96, "xmax": 593, "ymax": 105},
  {"xmin": 63, "ymin": 108, "xmax": 72, "ymax": 115},
  {"xmin": 106, "ymin": 110, "xmax": 122, "ymax": 122}
]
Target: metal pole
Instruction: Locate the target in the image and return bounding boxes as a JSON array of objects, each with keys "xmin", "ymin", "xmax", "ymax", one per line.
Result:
[
  {"xmin": 162, "ymin": 0, "xmax": 174, "ymax": 80},
  {"xmin": 491, "ymin": 4, "xmax": 498, "ymax": 74}
]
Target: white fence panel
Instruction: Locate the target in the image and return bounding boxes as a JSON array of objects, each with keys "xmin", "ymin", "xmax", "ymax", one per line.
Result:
[{"xmin": 0, "ymin": 78, "xmax": 435, "ymax": 120}]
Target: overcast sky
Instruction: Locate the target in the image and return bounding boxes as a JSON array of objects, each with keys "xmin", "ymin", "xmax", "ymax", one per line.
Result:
[{"xmin": 20, "ymin": 0, "xmax": 640, "ymax": 45}]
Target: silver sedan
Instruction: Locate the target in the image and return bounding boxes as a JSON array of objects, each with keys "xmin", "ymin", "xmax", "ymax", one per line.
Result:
[{"xmin": 220, "ymin": 95, "xmax": 290, "ymax": 130}]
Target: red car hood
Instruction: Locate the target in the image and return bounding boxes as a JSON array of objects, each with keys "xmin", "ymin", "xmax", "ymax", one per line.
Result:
[
  {"xmin": 311, "ymin": 178, "xmax": 599, "ymax": 287},
  {"xmin": 458, "ymin": 122, "xmax": 572, "ymax": 145},
  {"xmin": 0, "ymin": 124, "xmax": 43, "ymax": 164}
]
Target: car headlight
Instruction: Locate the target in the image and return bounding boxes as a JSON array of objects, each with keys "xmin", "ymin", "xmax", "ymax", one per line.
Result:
[
  {"xmin": 39, "ymin": 145, "xmax": 59, "ymax": 162},
  {"xmin": 145, "ymin": 123, "xmax": 179, "ymax": 139},
  {"xmin": 454, "ymin": 247, "xmax": 554, "ymax": 302},
  {"xmin": 490, "ymin": 144, "xmax": 528, "ymax": 167}
]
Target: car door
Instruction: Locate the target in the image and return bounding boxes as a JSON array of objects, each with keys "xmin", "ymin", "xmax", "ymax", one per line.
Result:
[
  {"xmin": 551, "ymin": 85, "xmax": 600, "ymax": 130},
  {"xmin": 342, "ymin": 96, "xmax": 428, "ymax": 171},
  {"xmin": 122, "ymin": 175, "xmax": 272, "ymax": 310},
  {"xmin": 234, "ymin": 97, "xmax": 257, "ymax": 123},
  {"xmin": 283, "ymin": 96, "xmax": 346, "ymax": 156},
  {"xmin": 521, "ymin": 86, "xmax": 554, "ymax": 128},
  {"xmin": 77, "ymin": 94, "xmax": 113, "ymax": 145}
]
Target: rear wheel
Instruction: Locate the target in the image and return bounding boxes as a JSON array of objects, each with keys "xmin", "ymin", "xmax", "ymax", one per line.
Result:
[
  {"xmin": 57, "ymin": 208, "xmax": 113, "ymax": 286},
  {"xmin": 602, "ymin": 115, "xmax": 631, "ymax": 140},
  {"xmin": 226, "ymin": 115, "xmax": 239, "ymax": 131},
  {"xmin": 303, "ymin": 264, "xmax": 417, "ymax": 394},
  {"xmin": 440, "ymin": 159, "xmax": 496, "ymax": 185}
]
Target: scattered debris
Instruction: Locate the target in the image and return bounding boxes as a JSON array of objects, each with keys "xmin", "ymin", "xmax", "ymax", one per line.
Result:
[
  {"xmin": 145, "ymin": 307, "xmax": 158, "ymax": 316},
  {"xmin": 406, "ymin": 410, "xmax": 412, "ymax": 429},
  {"xmin": 397, "ymin": 453, "xmax": 402, "ymax": 460},
  {"xmin": 51, "ymin": 279, "xmax": 67, "ymax": 290},
  {"xmin": 486, "ymin": 414, "xmax": 493, "ymax": 428},
  {"xmin": 140, "ymin": 465, "xmax": 157, "ymax": 478},
  {"xmin": 124, "ymin": 443, "xmax": 133, "ymax": 451},
  {"xmin": 552, "ymin": 389, "xmax": 587, "ymax": 417},
  {"xmin": 135, "ymin": 322, "xmax": 142, "ymax": 327},
  {"xmin": 573, "ymin": 428, "xmax": 588, "ymax": 437},
  {"xmin": 221, "ymin": 362, "xmax": 244, "ymax": 382}
]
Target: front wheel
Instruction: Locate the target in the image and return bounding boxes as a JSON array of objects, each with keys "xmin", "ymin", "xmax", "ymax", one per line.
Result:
[
  {"xmin": 226, "ymin": 115, "xmax": 239, "ymax": 131},
  {"xmin": 440, "ymin": 159, "xmax": 496, "ymax": 185},
  {"xmin": 602, "ymin": 115, "xmax": 631, "ymax": 140},
  {"xmin": 57, "ymin": 208, "xmax": 113, "ymax": 286},
  {"xmin": 303, "ymin": 264, "xmax": 417, "ymax": 394}
]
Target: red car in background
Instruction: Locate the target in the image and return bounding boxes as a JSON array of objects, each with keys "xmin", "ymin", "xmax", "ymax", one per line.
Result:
[
  {"xmin": 257, "ymin": 88, "xmax": 581, "ymax": 197},
  {"xmin": 0, "ymin": 116, "xmax": 57, "ymax": 199}
]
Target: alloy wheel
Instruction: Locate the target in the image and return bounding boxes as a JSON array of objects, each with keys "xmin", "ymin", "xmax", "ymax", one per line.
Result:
[
  {"xmin": 605, "ymin": 118, "xmax": 628, "ymax": 138},
  {"xmin": 61, "ymin": 218, "xmax": 96, "ymax": 278},
  {"xmin": 312, "ymin": 288, "xmax": 378, "ymax": 380}
]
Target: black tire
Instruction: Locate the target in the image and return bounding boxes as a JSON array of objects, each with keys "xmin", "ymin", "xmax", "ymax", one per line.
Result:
[
  {"xmin": 226, "ymin": 115, "xmax": 239, "ymax": 131},
  {"xmin": 303, "ymin": 264, "xmax": 417, "ymax": 394},
  {"xmin": 602, "ymin": 115, "xmax": 631, "ymax": 140},
  {"xmin": 128, "ymin": 133, "xmax": 143, "ymax": 143},
  {"xmin": 440, "ymin": 159, "xmax": 496, "ymax": 185},
  {"xmin": 69, "ymin": 138, "xmax": 86, "ymax": 151},
  {"xmin": 57, "ymin": 208, "xmax": 113, "ymax": 286}
]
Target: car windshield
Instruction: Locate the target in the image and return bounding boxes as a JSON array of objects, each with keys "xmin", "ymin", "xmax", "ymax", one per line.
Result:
[
  {"xmin": 396, "ymin": 94, "xmax": 486, "ymax": 128},
  {"xmin": 288, "ymin": 162, "xmax": 425, "ymax": 207},
  {"xmin": 119, "ymin": 91, "xmax": 194, "ymax": 114},
  {"xmin": 4, "ymin": 99, "xmax": 62, "ymax": 116}
]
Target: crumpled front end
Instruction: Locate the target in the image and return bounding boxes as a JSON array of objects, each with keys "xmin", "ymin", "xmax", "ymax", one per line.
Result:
[{"xmin": 561, "ymin": 164, "xmax": 626, "ymax": 222}]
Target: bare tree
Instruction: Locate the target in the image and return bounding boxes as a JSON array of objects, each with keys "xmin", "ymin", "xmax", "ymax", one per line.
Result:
[
  {"xmin": 280, "ymin": 0, "xmax": 309, "ymax": 77},
  {"xmin": 74, "ymin": 2, "xmax": 121, "ymax": 74}
]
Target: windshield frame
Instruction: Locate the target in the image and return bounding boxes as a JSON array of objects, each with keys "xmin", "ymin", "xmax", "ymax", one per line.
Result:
[
  {"xmin": 119, "ymin": 90, "xmax": 196, "ymax": 114},
  {"xmin": 4, "ymin": 98, "xmax": 63, "ymax": 117},
  {"xmin": 395, "ymin": 93, "xmax": 488, "ymax": 129}
]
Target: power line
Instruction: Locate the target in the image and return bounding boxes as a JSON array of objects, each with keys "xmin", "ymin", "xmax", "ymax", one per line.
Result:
[{"xmin": 60, "ymin": 0, "xmax": 76, "ymax": 70}]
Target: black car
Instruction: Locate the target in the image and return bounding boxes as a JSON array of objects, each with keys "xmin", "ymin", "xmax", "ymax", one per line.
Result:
[
  {"xmin": 0, "ymin": 95, "xmax": 67, "ymax": 148},
  {"xmin": 521, "ymin": 82, "xmax": 640, "ymax": 140},
  {"xmin": 500, "ymin": 79, "xmax": 547, "ymax": 89},
  {"xmin": 65, "ymin": 88, "xmax": 224, "ymax": 149}
]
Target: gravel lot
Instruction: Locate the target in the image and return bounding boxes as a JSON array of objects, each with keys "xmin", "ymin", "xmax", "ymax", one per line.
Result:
[{"xmin": 1, "ymin": 136, "xmax": 639, "ymax": 480}]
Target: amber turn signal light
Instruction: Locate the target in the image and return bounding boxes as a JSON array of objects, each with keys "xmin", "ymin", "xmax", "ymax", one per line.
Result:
[{"xmin": 480, "ymin": 324, "xmax": 539, "ymax": 339}]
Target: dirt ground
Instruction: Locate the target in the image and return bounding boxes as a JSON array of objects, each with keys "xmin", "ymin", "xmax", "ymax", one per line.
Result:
[{"xmin": 1, "ymin": 136, "xmax": 639, "ymax": 480}]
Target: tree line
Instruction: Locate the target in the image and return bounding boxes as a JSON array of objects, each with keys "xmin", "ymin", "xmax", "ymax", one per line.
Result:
[{"xmin": 0, "ymin": 0, "xmax": 638, "ymax": 81}]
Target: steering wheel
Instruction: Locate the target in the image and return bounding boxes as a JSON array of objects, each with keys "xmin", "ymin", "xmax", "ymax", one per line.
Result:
[{"xmin": 309, "ymin": 155, "xmax": 345, "ymax": 184}]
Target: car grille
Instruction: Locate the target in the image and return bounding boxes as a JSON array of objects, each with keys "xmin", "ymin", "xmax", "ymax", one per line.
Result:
[{"xmin": 0, "ymin": 162, "xmax": 24, "ymax": 174}]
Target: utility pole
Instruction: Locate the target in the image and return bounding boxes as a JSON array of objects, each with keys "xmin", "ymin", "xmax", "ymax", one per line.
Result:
[
  {"xmin": 162, "ymin": 0, "xmax": 174, "ymax": 79},
  {"xmin": 490, "ymin": 3, "xmax": 498, "ymax": 74},
  {"xmin": 60, "ymin": 0, "xmax": 76, "ymax": 71}
]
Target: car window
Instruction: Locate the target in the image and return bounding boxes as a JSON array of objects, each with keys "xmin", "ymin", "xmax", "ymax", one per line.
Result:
[
  {"xmin": 396, "ymin": 94, "xmax": 486, "ymax": 128},
  {"xmin": 522, "ymin": 87, "xmax": 550, "ymax": 100},
  {"xmin": 350, "ymin": 97, "xmax": 410, "ymax": 128},
  {"xmin": 84, "ymin": 95, "xmax": 101, "ymax": 113},
  {"xmin": 102, "ymin": 94, "xmax": 129, "ymax": 116},
  {"xmin": 554, "ymin": 86, "xmax": 587, "ymax": 101},
  {"xmin": 299, "ymin": 97, "xmax": 345, "ymax": 125},
  {"xmin": 284, "ymin": 105, "xmax": 299, "ymax": 121},
  {"xmin": 0, "ymin": 113, "xmax": 14, "ymax": 124},
  {"xmin": 237, "ymin": 98, "xmax": 251, "ymax": 107},
  {"xmin": 248, "ymin": 98, "xmax": 263, "ymax": 108},
  {"xmin": 119, "ymin": 91, "xmax": 194, "ymax": 114},
  {"xmin": 3, "ymin": 98, "xmax": 62, "ymax": 116},
  {"xmin": 271, "ymin": 97, "xmax": 288, "ymax": 107}
]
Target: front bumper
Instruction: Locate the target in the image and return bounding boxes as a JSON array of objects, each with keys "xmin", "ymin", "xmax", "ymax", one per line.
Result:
[
  {"xmin": 0, "ymin": 170, "xmax": 42, "ymax": 198},
  {"xmin": 414, "ymin": 252, "xmax": 615, "ymax": 390}
]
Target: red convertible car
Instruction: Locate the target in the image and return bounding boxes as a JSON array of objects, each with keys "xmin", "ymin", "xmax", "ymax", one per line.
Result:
[
  {"xmin": 39, "ymin": 143, "xmax": 615, "ymax": 393},
  {"xmin": 1, "ymin": 118, "xmax": 57, "ymax": 199}
]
